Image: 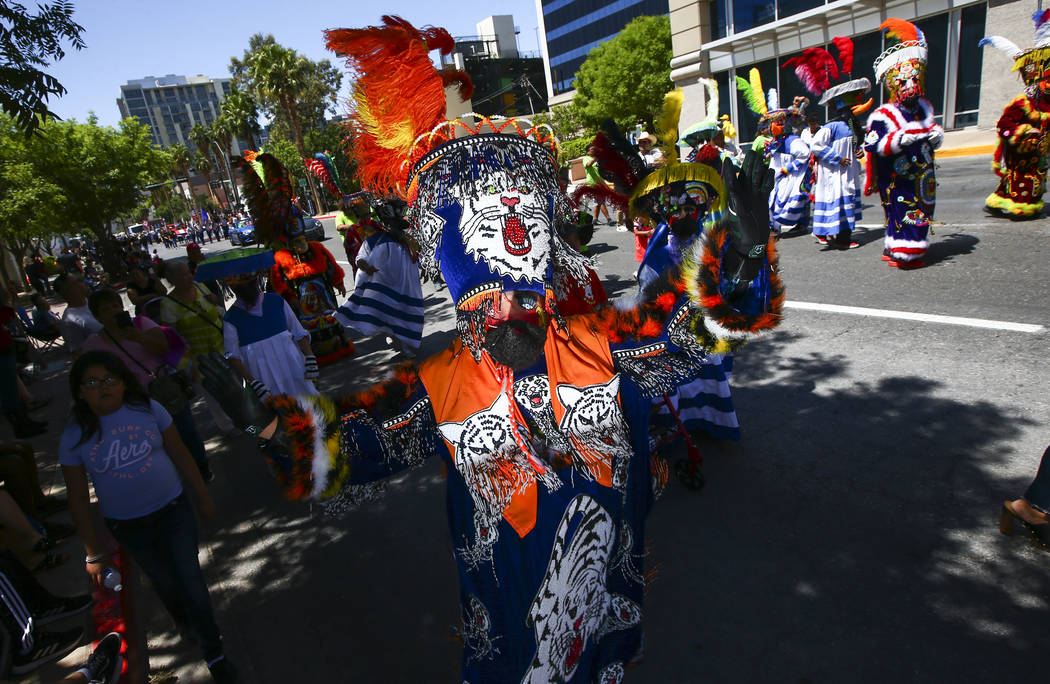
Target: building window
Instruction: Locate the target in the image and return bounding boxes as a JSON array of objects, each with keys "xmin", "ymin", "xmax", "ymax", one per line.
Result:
[
  {"xmin": 953, "ymin": 2, "xmax": 986, "ymax": 127},
  {"xmin": 710, "ymin": 0, "xmax": 728, "ymax": 41},
  {"xmin": 914, "ymin": 13, "xmax": 948, "ymax": 120},
  {"xmin": 733, "ymin": 0, "xmax": 776, "ymax": 33},
  {"xmin": 777, "ymin": 0, "xmax": 823, "ymax": 22}
]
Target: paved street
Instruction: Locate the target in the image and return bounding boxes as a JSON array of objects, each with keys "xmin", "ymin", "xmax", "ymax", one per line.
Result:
[{"xmin": 18, "ymin": 153, "xmax": 1048, "ymax": 682}]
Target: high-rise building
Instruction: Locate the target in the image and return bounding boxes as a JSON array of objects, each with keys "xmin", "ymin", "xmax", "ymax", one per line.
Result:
[
  {"xmin": 116, "ymin": 74, "xmax": 246, "ymax": 154},
  {"xmin": 440, "ymin": 15, "xmax": 549, "ymax": 118},
  {"xmin": 670, "ymin": 0, "xmax": 1019, "ymax": 141},
  {"xmin": 536, "ymin": 0, "xmax": 671, "ymax": 104}
]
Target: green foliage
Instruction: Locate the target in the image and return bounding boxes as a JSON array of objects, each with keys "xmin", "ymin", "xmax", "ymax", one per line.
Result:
[
  {"xmin": 261, "ymin": 135, "xmax": 307, "ymax": 188},
  {"xmin": 572, "ymin": 15, "xmax": 673, "ymax": 131},
  {"xmin": 531, "ymin": 102, "xmax": 589, "ymax": 143},
  {"xmin": 219, "ymin": 85, "xmax": 260, "ymax": 151},
  {"xmin": 303, "ymin": 121, "xmax": 358, "ymax": 195},
  {"xmin": 0, "ymin": 0, "xmax": 85, "ymax": 135},
  {"xmin": 558, "ymin": 137, "xmax": 591, "ymax": 165}
]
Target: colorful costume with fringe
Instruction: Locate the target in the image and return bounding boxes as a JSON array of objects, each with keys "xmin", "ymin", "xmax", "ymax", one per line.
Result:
[
  {"xmin": 981, "ymin": 11, "xmax": 1050, "ymax": 218},
  {"xmin": 257, "ymin": 17, "xmax": 782, "ymax": 683},
  {"xmin": 864, "ymin": 19, "xmax": 944, "ymax": 267}
]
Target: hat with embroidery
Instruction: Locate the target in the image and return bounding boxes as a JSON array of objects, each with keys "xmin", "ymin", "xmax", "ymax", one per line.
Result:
[{"xmin": 326, "ymin": 16, "xmax": 591, "ymax": 357}]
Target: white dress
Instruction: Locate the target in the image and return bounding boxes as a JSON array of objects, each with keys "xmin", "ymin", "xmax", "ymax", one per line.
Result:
[{"xmin": 223, "ymin": 294, "xmax": 317, "ymax": 397}]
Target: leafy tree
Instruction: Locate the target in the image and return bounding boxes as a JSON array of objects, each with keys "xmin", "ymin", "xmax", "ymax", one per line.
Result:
[
  {"xmin": 165, "ymin": 143, "xmax": 197, "ymax": 210},
  {"xmin": 0, "ymin": 0, "xmax": 85, "ymax": 135},
  {"xmin": 303, "ymin": 120, "xmax": 358, "ymax": 199},
  {"xmin": 230, "ymin": 34, "xmax": 342, "ymax": 214},
  {"xmin": 33, "ymin": 115, "xmax": 168, "ymax": 271},
  {"xmin": 572, "ymin": 15, "xmax": 672, "ymax": 131},
  {"xmin": 192, "ymin": 149, "xmax": 215, "ymax": 203}
]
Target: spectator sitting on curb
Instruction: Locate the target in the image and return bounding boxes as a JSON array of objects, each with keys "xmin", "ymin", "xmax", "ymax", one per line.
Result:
[{"xmin": 54, "ymin": 274, "xmax": 102, "ymax": 359}]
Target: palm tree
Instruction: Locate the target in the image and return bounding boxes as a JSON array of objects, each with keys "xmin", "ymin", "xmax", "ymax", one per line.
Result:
[
  {"xmin": 208, "ymin": 117, "xmax": 238, "ymax": 206},
  {"xmin": 167, "ymin": 143, "xmax": 197, "ymax": 211},
  {"xmin": 193, "ymin": 150, "xmax": 215, "ymax": 204},
  {"xmin": 220, "ymin": 85, "xmax": 261, "ymax": 151},
  {"xmin": 247, "ymin": 43, "xmax": 323, "ymax": 214}
]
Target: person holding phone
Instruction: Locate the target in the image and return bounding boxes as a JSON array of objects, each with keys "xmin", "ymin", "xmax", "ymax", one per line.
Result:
[{"xmin": 81, "ymin": 289, "xmax": 212, "ymax": 482}]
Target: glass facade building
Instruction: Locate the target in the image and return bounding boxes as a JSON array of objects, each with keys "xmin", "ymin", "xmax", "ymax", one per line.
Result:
[
  {"xmin": 540, "ymin": 0, "xmax": 671, "ymax": 96},
  {"xmin": 116, "ymin": 75, "xmax": 238, "ymax": 153},
  {"xmin": 697, "ymin": 0, "xmax": 988, "ymax": 139}
]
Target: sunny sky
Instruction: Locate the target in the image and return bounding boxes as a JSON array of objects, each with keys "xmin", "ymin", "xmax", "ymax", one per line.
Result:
[{"xmin": 48, "ymin": 0, "xmax": 543, "ymax": 127}]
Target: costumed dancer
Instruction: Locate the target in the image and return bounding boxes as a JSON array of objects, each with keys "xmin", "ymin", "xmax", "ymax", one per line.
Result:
[
  {"xmin": 784, "ymin": 41, "xmax": 873, "ymax": 248},
  {"xmin": 200, "ymin": 17, "xmax": 782, "ymax": 683},
  {"xmin": 196, "ymin": 247, "xmax": 318, "ymax": 399},
  {"xmin": 764, "ymin": 91, "xmax": 811, "ymax": 234},
  {"xmin": 335, "ymin": 194, "xmax": 425, "ymax": 358},
  {"xmin": 267, "ymin": 200, "xmax": 355, "ymax": 363},
  {"xmin": 864, "ymin": 18, "xmax": 944, "ymax": 269},
  {"xmin": 735, "ymin": 68, "xmax": 776, "ymax": 201},
  {"xmin": 980, "ymin": 11, "xmax": 1050, "ymax": 219},
  {"xmin": 679, "ymin": 79, "xmax": 738, "ymax": 165}
]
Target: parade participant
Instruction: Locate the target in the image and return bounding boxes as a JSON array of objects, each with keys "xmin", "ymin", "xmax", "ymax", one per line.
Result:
[
  {"xmin": 268, "ymin": 198, "xmax": 354, "ymax": 364},
  {"xmin": 679, "ymin": 79, "xmax": 735, "ymax": 164},
  {"xmin": 864, "ymin": 18, "xmax": 944, "ymax": 269},
  {"xmin": 335, "ymin": 194, "xmax": 424, "ymax": 358},
  {"xmin": 201, "ymin": 17, "xmax": 782, "ymax": 683},
  {"xmin": 784, "ymin": 41, "xmax": 873, "ymax": 248},
  {"xmin": 764, "ymin": 91, "xmax": 811, "ymax": 234},
  {"xmin": 194, "ymin": 248, "xmax": 318, "ymax": 399},
  {"xmin": 980, "ymin": 11, "xmax": 1050, "ymax": 219}
]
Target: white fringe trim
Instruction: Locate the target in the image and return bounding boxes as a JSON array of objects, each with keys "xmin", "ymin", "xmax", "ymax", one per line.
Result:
[
  {"xmin": 702, "ymin": 316, "xmax": 756, "ymax": 341},
  {"xmin": 295, "ymin": 397, "xmax": 331, "ymax": 500}
]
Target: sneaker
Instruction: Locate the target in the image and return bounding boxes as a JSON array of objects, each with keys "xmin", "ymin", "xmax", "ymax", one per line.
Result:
[
  {"xmin": 208, "ymin": 655, "xmax": 238, "ymax": 683},
  {"xmin": 10, "ymin": 626, "xmax": 84, "ymax": 674},
  {"xmin": 616, "ymin": 225, "xmax": 629, "ymax": 232},
  {"xmin": 36, "ymin": 593, "xmax": 93, "ymax": 625},
  {"xmin": 82, "ymin": 631, "xmax": 123, "ymax": 684},
  {"xmin": 814, "ymin": 235, "xmax": 828, "ymax": 245}
]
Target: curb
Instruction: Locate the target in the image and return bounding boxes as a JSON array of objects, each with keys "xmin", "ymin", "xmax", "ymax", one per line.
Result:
[{"xmin": 935, "ymin": 144, "xmax": 995, "ymax": 159}]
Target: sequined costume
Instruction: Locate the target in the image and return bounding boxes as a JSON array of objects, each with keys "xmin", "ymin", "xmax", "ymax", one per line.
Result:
[{"xmin": 864, "ymin": 19, "xmax": 944, "ymax": 268}]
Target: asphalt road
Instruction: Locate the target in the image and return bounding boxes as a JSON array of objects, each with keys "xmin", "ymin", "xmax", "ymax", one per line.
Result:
[{"xmin": 28, "ymin": 154, "xmax": 1047, "ymax": 682}]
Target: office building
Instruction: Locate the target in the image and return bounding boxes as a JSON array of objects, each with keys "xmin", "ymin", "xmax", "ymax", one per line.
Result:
[
  {"xmin": 670, "ymin": 0, "xmax": 1029, "ymax": 141},
  {"xmin": 536, "ymin": 0, "xmax": 671, "ymax": 104},
  {"xmin": 116, "ymin": 74, "xmax": 247, "ymax": 154},
  {"xmin": 441, "ymin": 15, "xmax": 549, "ymax": 118}
]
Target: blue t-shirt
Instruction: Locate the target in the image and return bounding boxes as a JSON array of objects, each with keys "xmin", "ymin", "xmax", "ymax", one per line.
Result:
[{"xmin": 59, "ymin": 400, "xmax": 183, "ymax": 520}]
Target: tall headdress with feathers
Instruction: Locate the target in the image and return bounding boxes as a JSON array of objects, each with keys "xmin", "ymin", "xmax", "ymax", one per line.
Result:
[
  {"xmin": 782, "ymin": 40, "xmax": 872, "ymax": 114},
  {"xmin": 678, "ymin": 79, "xmax": 724, "ymax": 149},
  {"xmin": 231, "ymin": 152, "xmax": 304, "ymax": 247},
  {"xmin": 326, "ymin": 16, "xmax": 589, "ymax": 359},
  {"xmin": 304, "ymin": 151, "xmax": 344, "ymax": 198},
  {"xmin": 873, "ymin": 18, "xmax": 928, "ymax": 85},
  {"xmin": 980, "ymin": 10, "xmax": 1050, "ymax": 86},
  {"xmin": 735, "ymin": 68, "xmax": 768, "ymax": 119},
  {"xmin": 653, "ymin": 88, "xmax": 684, "ymax": 161}
]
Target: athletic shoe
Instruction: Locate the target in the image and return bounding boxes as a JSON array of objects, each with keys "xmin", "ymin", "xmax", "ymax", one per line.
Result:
[
  {"xmin": 82, "ymin": 631, "xmax": 123, "ymax": 684},
  {"xmin": 208, "ymin": 655, "xmax": 238, "ymax": 683},
  {"xmin": 814, "ymin": 236, "xmax": 828, "ymax": 245},
  {"xmin": 881, "ymin": 252, "xmax": 892, "ymax": 261},
  {"xmin": 616, "ymin": 226, "xmax": 629, "ymax": 232},
  {"xmin": 36, "ymin": 593, "xmax": 93, "ymax": 625},
  {"xmin": 10, "ymin": 626, "xmax": 83, "ymax": 674}
]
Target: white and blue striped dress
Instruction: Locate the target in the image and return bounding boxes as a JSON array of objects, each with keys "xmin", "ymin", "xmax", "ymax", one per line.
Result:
[
  {"xmin": 768, "ymin": 134, "xmax": 812, "ymax": 233},
  {"xmin": 809, "ymin": 120, "xmax": 859, "ymax": 237},
  {"xmin": 336, "ymin": 233, "xmax": 424, "ymax": 356}
]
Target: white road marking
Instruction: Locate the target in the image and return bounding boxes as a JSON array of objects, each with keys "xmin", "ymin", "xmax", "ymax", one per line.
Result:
[
  {"xmin": 336, "ymin": 260, "xmax": 351, "ymax": 266},
  {"xmin": 784, "ymin": 301, "xmax": 1045, "ymax": 333}
]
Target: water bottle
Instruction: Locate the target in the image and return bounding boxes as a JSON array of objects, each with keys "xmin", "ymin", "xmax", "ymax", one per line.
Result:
[{"xmin": 102, "ymin": 567, "xmax": 123, "ymax": 592}]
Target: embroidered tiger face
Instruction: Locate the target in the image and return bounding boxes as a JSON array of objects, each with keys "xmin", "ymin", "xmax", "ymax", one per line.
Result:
[
  {"xmin": 556, "ymin": 375, "xmax": 632, "ymax": 486},
  {"xmin": 439, "ymin": 393, "xmax": 561, "ymax": 520}
]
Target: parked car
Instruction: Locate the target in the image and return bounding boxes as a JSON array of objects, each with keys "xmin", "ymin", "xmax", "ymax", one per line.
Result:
[
  {"xmin": 304, "ymin": 217, "xmax": 325, "ymax": 242},
  {"xmin": 229, "ymin": 219, "xmax": 256, "ymax": 246}
]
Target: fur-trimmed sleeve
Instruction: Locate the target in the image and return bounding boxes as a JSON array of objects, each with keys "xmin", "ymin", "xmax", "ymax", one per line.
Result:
[
  {"xmin": 592, "ymin": 222, "xmax": 782, "ymax": 396},
  {"xmin": 264, "ymin": 363, "xmax": 444, "ymax": 506}
]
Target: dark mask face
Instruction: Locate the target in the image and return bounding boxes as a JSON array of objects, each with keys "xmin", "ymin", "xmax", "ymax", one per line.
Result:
[
  {"xmin": 483, "ymin": 318, "xmax": 547, "ymax": 371},
  {"xmin": 233, "ymin": 281, "xmax": 260, "ymax": 305}
]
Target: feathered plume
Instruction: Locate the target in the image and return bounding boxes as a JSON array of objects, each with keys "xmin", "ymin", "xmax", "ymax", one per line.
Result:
[
  {"xmin": 324, "ymin": 16, "xmax": 471, "ymax": 197},
  {"xmin": 1035, "ymin": 9, "xmax": 1050, "ymax": 47},
  {"xmin": 832, "ymin": 36, "xmax": 855, "ymax": 75},
  {"xmin": 304, "ymin": 152, "xmax": 342, "ymax": 197},
  {"xmin": 571, "ymin": 183, "xmax": 630, "ymax": 214},
  {"xmin": 749, "ymin": 68, "xmax": 765, "ymax": 106},
  {"xmin": 653, "ymin": 88, "xmax": 683, "ymax": 162},
  {"xmin": 599, "ymin": 119, "xmax": 647, "ymax": 187},
  {"xmin": 701, "ymin": 78, "xmax": 719, "ymax": 122},
  {"xmin": 978, "ymin": 36, "xmax": 1022, "ymax": 59},
  {"xmin": 232, "ymin": 153, "xmax": 293, "ymax": 246},
  {"xmin": 767, "ymin": 88, "xmax": 779, "ymax": 113},
  {"xmin": 735, "ymin": 70, "xmax": 767, "ymax": 116},
  {"xmin": 587, "ymin": 131, "xmax": 640, "ymax": 193},
  {"xmin": 881, "ymin": 18, "xmax": 922, "ymax": 45},
  {"xmin": 782, "ymin": 47, "xmax": 839, "ymax": 96}
]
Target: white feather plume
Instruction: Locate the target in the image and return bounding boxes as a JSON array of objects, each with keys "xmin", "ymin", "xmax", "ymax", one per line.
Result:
[
  {"xmin": 702, "ymin": 78, "xmax": 719, "ymax": 123},
  {"xmin": 978, "ymin": 35, "xmax": 1022, "ymax": 58},
  {"xmin": 767, "ymin": 88, "xmax": 779, "ymax": 112}
]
